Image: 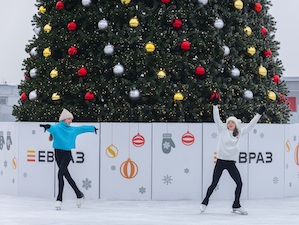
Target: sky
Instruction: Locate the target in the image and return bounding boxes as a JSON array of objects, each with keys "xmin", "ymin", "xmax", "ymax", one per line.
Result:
[
  {"xmin": 0, "ymin": 0, "xmax": 296, "ymax": 85},
  {"xmin": 0, "ymin": 194, "xmax": 298, "ymax": 225}
]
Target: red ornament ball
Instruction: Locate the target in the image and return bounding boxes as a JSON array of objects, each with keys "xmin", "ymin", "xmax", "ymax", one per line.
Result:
[
  {"xmin": 210, "ymin": 92, "xmax": 220, "ymax": 101},
  {"xmin": 272, "ymin": 75, "xmax": 280, "ymax": 84},
  {"xmin": 181, "ymin": 40, "xmax": 191, "ymax": 51},
  {"xmin": 78, "ymin": 67, "xmax": 88, "ymax": 76},
  {"xmin": 56, "ymin": 1, "xmax": 64, "ymax": 10},
  {"xmin": 67, "ymin": 21, "xmax": 77, "ymax": 31},
  {"xmin": 261, "ymin": 27, "xmax": 268, "ymax": 36},
  {"xmin": 84, "ymin": 92, "xmax": 95, "ymax": 100},
  {"xmin": 264, "ymin": 49, "xmax": 272, "ymax": 57},
  {"xmin": 172, "ymin": 19, "xmax": 182, "ymax": 29},
  {"xmin": 21, "ymin": 93, "xmax": 27, "ymax": 101},
  {"xmin": 182, "ymin": 131, "xmax": 195, "ymax": 146},
  {"xmin": 68, "ymin": 46, "xmax": 78, "ymax": 55},
  {"xmin": 132, "ymin": 133, "xmax": 145, "ymax": 147},
  {"xmin": 254, "ymin": 3, "xmax": 262, "ymax": 12},
  {"xmin": 195, "ymin": 66, "xmax": 205, "ymax": 77},
  {"xmin": 161, "ymin": 0, "xmax": 171, "ymax": 3}
]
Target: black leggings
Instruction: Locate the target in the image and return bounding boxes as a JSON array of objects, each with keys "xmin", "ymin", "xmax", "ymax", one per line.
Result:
[
  {"xmin": 202, "ymin": 159, "xmax": 243, "ymax": 208},
  {"xmin": 55, "ymin": 149, "xmax": 82, "ymax": 201}
]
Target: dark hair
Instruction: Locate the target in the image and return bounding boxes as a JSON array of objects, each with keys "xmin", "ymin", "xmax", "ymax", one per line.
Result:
[{"xmin": 233, "ymin": 128, "xmax": 239, "ymax": 137}]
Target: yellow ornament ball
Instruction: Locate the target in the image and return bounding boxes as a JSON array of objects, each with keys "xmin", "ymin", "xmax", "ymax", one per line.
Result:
[
  {"xmin": 121, "ymin": 0, "xmax": 131, "ymax": 5},
  {"xmin": 51, "ymin": 93, "xmax": 60, "ymax": 101},
  {"xmin": 145, "ymin": 41, "xmax": 155, "ymax": 53},
  {"xmin": 129, "ymin": 17, "xmax": 139, "ymax": 27},
  {"xmin": 43, "ymin": 47, "xmax": 51, "ymax": 57},
  {"xmin": 268, "ymin": 91, "xmax": 276, "ymax": 101},
  {"xmin": 234, "ymin": 0, "xmax": 243, "ymax": 9},
  {"xmin": 50, "ymin": 69, "xmax": 58, "ymax": 78},
  {"xmin": 39, "ymin": 6, "xmax": 46, "ymax": 14},
  {"xmin": 258, "ymin": 65, "xmax": 267, "ymax": 78},
  {"xmin": 44, "ymin": 24, "xmax": 52, "ymax": 33},
  {"xmin": 174, "ymin": 92, "xmax": 184, "ymax": 101},
  {"xmin": 247, "ymin": 46, "xmax": 256, "ymax": 56},
  {"xmin": 244, "ymin": 26, "xmax": 252, "ymax": 36},
  {"xmin": 157, "ymin": 69, "xmax": 166, "ymax": 79}
]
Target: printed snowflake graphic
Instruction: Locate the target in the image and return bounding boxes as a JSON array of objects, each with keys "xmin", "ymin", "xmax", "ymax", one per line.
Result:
[
  {"xmin": 32, "ymin": 130, "xmax": 36, "ymax": 135},
  {"xmin": 294, "ymin": 136, "xmax": 297, "ymax": 142},
  {"xmin": 139, "ymin": 186, "xmax": 146, "ymax": 194},
  {"xmin": 162, "ymin": 174, "xmax": 173, "ymax": 185},
  {"xmin": 0, "ymin": 170, "xmax": 3, "ymax": 176},
  {"xmin": 82, "ymin": 178, "xmax": 92, "ymax": 190},
  {"xmin": 163, "ymin": 141, "xmax": 171, "ymax": 150},
  {"xmin": 12, "ymin": 178, "xmax": 15, "ymax": 184},
  {"xmin": 289, "ymin": 182, "xmax": 292, "ymax": 187},
  {"xmin": 286, "ymin": 164, "xmax": 289, "ymax": 169},
  {"xmin": 23, "ymin": 172, "xmax": 27, "ymax": 178},
  {"xmin": 273, "ymin": 177, "xmax": 279, "ymax": 184},
  {"xmin": 4, "ymin": 160, "xmax": 7, "ymax": 168},
  {"xmin": 111, "ymin": 165, "xmax": 116, "ymax": 171},
  {"xmin": 211, "ymin": 132, "xmax": 217, "ymax": 139},
  {"xmin": 253, "ymin": 129, "xmax": 257, "ymax": 134},
  {"xmin": 260, "ymin": 133, "xmax": 265, "ymax": 138},
  {"xmin": 184, "ymin": 168, "xmax": 190, "ymax": 174}
]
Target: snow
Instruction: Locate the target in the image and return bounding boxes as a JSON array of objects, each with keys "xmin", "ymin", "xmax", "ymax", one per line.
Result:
[{"xmin": 1, "ymin": 194, "xmax": 298, "ymax": 225}]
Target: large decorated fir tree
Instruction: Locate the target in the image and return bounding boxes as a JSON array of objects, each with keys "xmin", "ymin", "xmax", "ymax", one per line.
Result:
[{"xmin": 13, "ymin": 0, "xmax": 290, "ymax": 123}]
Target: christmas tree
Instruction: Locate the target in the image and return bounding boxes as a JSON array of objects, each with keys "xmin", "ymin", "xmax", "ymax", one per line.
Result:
[{"xmin": 13, "ymin": 0, "xmax": 290, "ymax": 123}]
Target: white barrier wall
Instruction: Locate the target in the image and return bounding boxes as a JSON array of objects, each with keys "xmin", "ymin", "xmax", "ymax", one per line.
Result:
[{"xmin": 1, "ymin": 122, "xmax": 299, "ymax": 200}]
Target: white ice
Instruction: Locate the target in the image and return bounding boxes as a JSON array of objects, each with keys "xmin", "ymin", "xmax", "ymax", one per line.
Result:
[{"xmin": 0, "ymin": 194, "xmax": 298, "ymax": 225}]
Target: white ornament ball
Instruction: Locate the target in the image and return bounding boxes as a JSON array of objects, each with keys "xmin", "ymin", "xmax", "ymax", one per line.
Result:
[
  {"xmin": 113, "ymin": 63, "xmax": 124, "ymax": 76},
  {"xmin": 104, "ymin": 44, "xmax": 114, "ymax": 55},
  {"xmin": 222, "ymin": 45, "xmax": 230, "ymax": 56},
  {"xmin": 33, "ymin": 26, "xmax": 41, "ymax": 35},
  {"xmin": 129, "ymin": 89, "xmax": 140, "ymax": 101},
  {"xmin": 198, "ymin": 0, "xmax": 208, "ymax": 5},
  {"xmin": 244, "ymin": 90, "xmax": 253, "ymax": 100},
  {"xmin": 29, "ymin": 68, "xmax": 37, "ymax": 78},
  {"xmin": 214, "ymin": 18, "xmax": 224, "ymax": 29},
  {"xmin": 231, "ymin": 67, "xmax": 240, "ymax": 78},
  {"xmin": 82, "ymin": 0, "xmax": 91, "ymax": 7},
  {"xmin": 98, "ymin": 19, "xmax": 108, "ymax": 30},
  {"xmin": 29, "ymin": 90, "xmax": 37, "ymax": 101},
  {"xmin": 30, "ymin": 47, "xmax": 38, "ymax": 57}
]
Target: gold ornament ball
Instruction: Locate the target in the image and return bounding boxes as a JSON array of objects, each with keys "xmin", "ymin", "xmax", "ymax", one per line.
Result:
[
  {"xmin": 129, "ymin": 17, "xmax": 139, "ymax": 27},
  {"xmin": 174, "ymin": 92, "xmax": 184, "ymax": 101},
  {"xmin": 247, "ymin": 46, "xmax": 256, "ymax": 56},
  {"xmin": 43, "ymin": 47, "xmax": 51, "ymax": 57},
  {"xmin": 157, "ymin": 69, "xmax": 166, "ymax": 79},
  {"xmin": 52, "ymin": 93, "xmax": 60, "ymax": 101},
  {"xmin": 50, "ymin": 69, "xmax": 58, "ymax": 78},
  {"xmin": 244, "ymin": 26, "xmax": 252, "ymax": 36},
  {"xmin": 268, "ymin": 91, "xmax": 276, "ymax": 101},
  {"xmin": 145, "ymin": 41, "xmax": 155, "ymax": 53},
  {"xmin": 44, "ymin": 24, "xmax": 52, "ymax": 33},
  {"xmin": 258, "ymin": 65, "xmax": 267, "ymax": 78},
  {"xmin": 234, "ymin": 0, "xmax": 243, "ymax": 9},
  {"xmin": 121, "ymin": 0, "xmax": 131, "ymax": 5},
  {"xmin": 39, "ymin": 6, "xmax": 46, "ymax": 14}
]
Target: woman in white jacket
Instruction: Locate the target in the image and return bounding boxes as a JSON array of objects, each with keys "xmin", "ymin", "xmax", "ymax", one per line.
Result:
[{"xmin": 200, "ymin": 95, "xmax": 265, "ymax": 215}]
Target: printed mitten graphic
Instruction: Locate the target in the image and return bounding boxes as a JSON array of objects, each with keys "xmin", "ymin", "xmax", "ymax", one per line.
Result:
[
  {"xmin": 0, "ymin": 131, "xmax": 5, "ymax": 150},
  {"xmin": 6, "ymin": 131, "xmax": 12, "ymax": 150},
  {"xmin": 162, "ymin": 133, "xmax": 175, "ymax": 154}
]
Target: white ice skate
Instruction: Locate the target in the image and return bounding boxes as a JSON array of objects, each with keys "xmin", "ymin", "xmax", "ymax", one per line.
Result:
[
  {"xmin": 76, "ymin": 196, "xmax": 84, "ymax": 208},
  {"xmin": 55, "ymin": 200, "xmax": 62, "ymax": 210},
  {"xmin": 232, "ymin": 207, "xmax": 248, "ymax": 215},
  {"xmin": 199, "ymin": 204, "xmax": 207, "ymax": 213}
]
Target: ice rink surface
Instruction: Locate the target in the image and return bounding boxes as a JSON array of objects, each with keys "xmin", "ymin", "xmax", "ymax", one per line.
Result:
[{"xmin": 0, "ymin": 194, "xmax": 298, "ymax": 225}]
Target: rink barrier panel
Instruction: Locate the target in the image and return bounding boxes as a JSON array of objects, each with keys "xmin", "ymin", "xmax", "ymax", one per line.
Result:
[{"xmin": 0, "ymin": 122, "xmax": 298, "ymax": 200}]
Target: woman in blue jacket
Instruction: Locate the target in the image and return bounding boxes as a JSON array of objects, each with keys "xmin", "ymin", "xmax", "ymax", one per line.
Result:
[{"xmin": 40, "ymin": 108, "xmax": 97, "ymax": 210}]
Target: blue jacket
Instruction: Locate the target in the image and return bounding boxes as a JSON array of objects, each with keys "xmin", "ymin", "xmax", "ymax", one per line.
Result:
[{"xmin": 47, "ymin": 121, "xmax": 95, "ymax": 150}]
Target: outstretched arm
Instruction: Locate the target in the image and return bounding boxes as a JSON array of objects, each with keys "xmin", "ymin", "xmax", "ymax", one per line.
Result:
[
  {"xmin": 241, "ymin": 105, "xmax": 265, "ymax": 136},
  {"xmin": 40, "ymin": 124, "xmax": 50, "ymax": 132}
]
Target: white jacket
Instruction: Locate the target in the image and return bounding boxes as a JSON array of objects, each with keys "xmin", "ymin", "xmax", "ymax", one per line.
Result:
[{"xmin": 213, "ymin": 105, "xmax": 261, "ymax": 162}]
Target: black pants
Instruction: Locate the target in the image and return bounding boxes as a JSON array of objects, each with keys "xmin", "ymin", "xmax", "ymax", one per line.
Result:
[
  {"xmin": 202, "ymin": 159, "xmax": 243, "ymax": 208},
  {"xmin": 55, "ymin": 149, "xmax": 82, "ymax": 201}
]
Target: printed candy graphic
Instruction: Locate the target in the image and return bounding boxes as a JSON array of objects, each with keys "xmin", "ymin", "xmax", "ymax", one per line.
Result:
[
  {"xmin": 162, "ymin": 133, "xmax": 175, "ymax": 154},
  {"xmin": 106, "ymin": 144, "xmax": 119, "ymax": 158}
]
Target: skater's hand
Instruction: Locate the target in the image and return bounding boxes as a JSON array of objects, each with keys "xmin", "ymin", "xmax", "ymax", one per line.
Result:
[
  {"xmin": 257, "ymin": 105, "xmax": 266, "ymax": 115},
  {"xmin": 40, "ymin": 124, "xmax": 50, "ymax": 132},
  {"xmin": 94, "ymin": 127, "xmax": 98, "ymax": 134}
]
